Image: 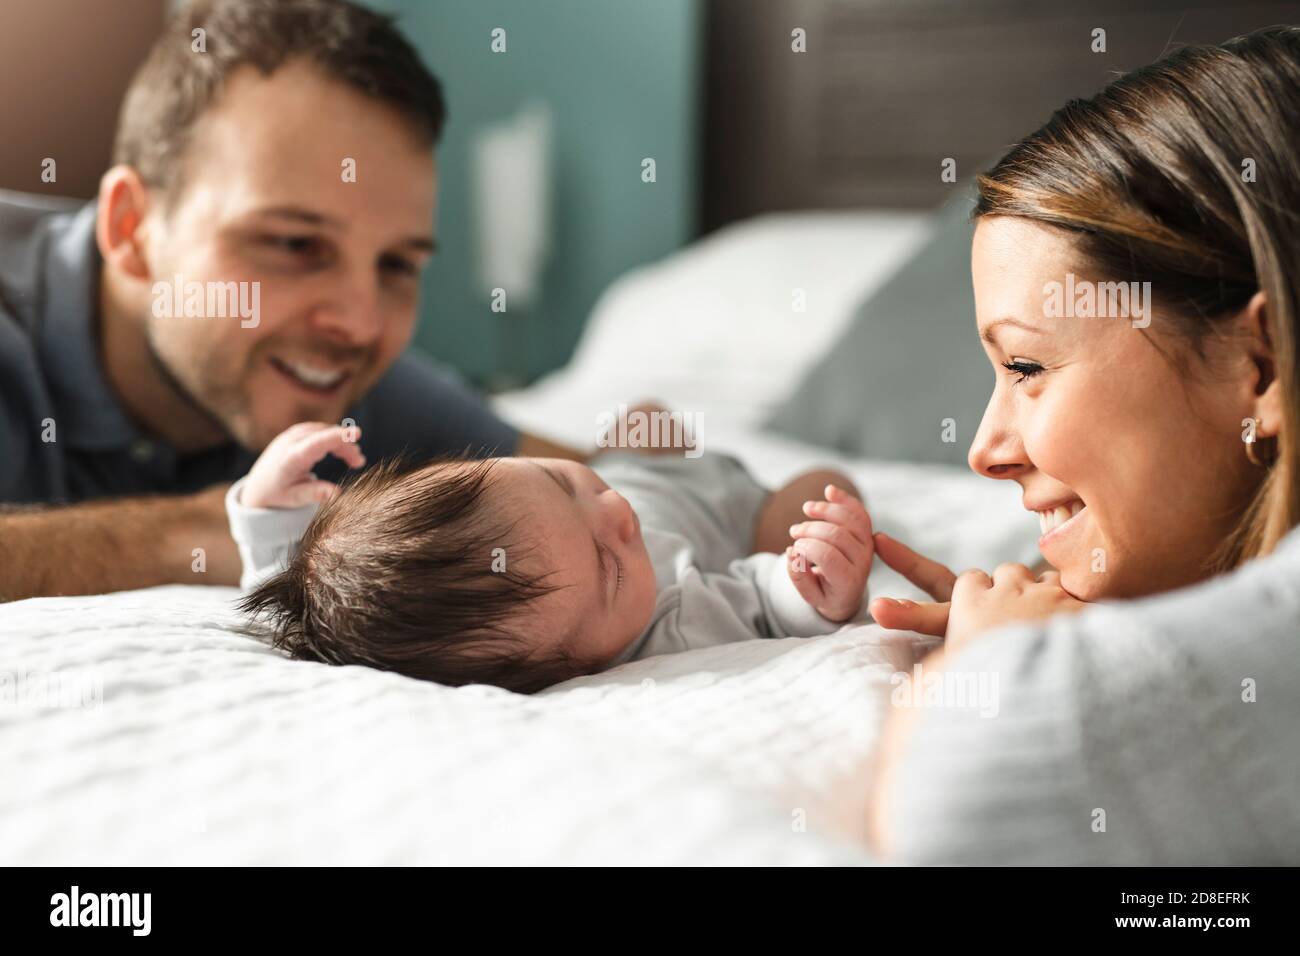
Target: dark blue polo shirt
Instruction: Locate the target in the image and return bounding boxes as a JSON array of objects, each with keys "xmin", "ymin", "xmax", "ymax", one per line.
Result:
[{"xmin": 0, "ymin": 191, "xmax": 517, "ymax": 505}]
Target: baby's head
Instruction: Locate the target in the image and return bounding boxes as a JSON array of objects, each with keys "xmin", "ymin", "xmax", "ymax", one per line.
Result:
[{"xmin": 240, "ymin": 456, "xmax": 657, "ymax": 692}]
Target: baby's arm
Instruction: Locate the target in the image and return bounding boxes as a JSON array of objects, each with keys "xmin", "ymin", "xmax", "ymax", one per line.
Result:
[
  {"xmin": 226, "ymin": 423, "xmax": 366, "ymax": 589},
  {"xmin": 751, "ymin": 469, "xmax": 861, "ymax": 555},
  {"xmin": 716, "ymin": 481, "xmax": 873, "ymax": 639}
]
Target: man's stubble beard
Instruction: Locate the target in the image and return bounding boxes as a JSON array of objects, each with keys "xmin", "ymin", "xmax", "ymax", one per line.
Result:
[
  {"xmin": 142, "ymin": 315, "xmax": 385, "ymax": 452},
  {"xmin": 142, "ymin": 317, "xmax": 255, "ymax": 448}
]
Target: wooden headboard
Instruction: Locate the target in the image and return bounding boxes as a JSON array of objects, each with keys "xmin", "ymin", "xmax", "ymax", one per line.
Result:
[{"xmin": 702, "ymin": 0, "xmax": 1299, "ymax": 231}]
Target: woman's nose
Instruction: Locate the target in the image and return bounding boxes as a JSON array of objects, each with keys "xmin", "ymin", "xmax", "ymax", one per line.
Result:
[{"xmin": 968, "ymin": 395, "xmax": 1029, "ymax": 480}]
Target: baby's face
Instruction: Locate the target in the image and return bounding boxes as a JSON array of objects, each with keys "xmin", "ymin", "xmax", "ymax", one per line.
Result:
[{"xmin": 493, "ymin": 458, "xmax": 658, "ymax": 666}]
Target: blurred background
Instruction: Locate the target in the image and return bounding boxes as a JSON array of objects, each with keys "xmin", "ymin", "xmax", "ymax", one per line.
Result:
[{"xmin": 2, "ymin": 0, "xmax": 1295, "ymax": 396}]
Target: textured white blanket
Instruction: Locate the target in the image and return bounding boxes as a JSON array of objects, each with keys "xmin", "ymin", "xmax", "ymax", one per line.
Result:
[{"xmin": 1, "ymin": 584, "xmax": 942, "ymax": 865}]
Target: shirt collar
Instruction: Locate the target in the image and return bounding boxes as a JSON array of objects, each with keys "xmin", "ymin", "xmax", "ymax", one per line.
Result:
[{"xmin": 38, "ymin": 201, "xmax": 144, "ymax": 451}]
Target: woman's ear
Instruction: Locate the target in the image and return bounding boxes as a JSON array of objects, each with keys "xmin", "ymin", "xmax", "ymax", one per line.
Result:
[
  {"xmin": 1237, "ymin": 291, "xmax": 1283, "ymax": 438},
  {"xmin": 95, "ymin": 165, "xmax": 155, "ymax": 282}
]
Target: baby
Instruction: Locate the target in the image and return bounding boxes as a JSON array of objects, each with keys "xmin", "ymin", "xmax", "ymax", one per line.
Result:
[{"xmin": 230, "ymin": 423, "xmax": 875, "ymax": 692}]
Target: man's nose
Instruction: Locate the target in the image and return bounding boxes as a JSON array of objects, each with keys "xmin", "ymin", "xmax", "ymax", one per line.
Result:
[{"xmin": 308, "ymin": 278, "xmax": 384, "ymax": 348}]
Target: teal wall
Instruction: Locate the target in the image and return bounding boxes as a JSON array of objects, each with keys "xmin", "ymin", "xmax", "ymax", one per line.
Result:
[{"xmin": 373, "ymin": 0, "xmax": 701, "ymax": 388}]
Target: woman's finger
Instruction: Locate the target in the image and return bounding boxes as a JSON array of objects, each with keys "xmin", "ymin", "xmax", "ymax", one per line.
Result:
[
  {"xmin": 870, "ymin": 597, "xmax": 950, "ymax": 637},
  {"xmin": 992, "ymin": 562, "xmax": 1035, "ymax": 586},
  {"xmin": 873, "ymin": 532, "xmax": 958, "ymax": 602},
  {"xmin": 952, "ymin": 567, "xmax": 994, "ymax": 600}
]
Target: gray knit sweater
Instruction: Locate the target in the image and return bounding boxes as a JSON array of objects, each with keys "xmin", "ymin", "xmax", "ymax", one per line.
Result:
[{"xmin": 891, "ymin": 526, "xmax": 1300, "ymax": 865}]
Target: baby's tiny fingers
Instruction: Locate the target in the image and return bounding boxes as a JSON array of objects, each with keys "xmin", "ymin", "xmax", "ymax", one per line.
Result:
[
  {"xmin": 789, "ymin": 520, "xmax": 871, "ymax": 566},
  {"xmin": 282, "ymin": 479, "xmax": 339, "ymax": 508},
  {"xmin": 793, "ymin": 537, "xmax": 855, "ymax": 583},
  {"xmin": 287, "ymin": 425, "xmax": 366, "ymax": 473},
  {"xmin": 824, "ymin": 483, "xmax": 866, "ymax": 512},
  {"xmin": 797, "ymin": 501, "xmax": 873, "ymax": 547},
  {"xmin": 786, "ymin": 547, "xmax": 825, "ymax": 604}
]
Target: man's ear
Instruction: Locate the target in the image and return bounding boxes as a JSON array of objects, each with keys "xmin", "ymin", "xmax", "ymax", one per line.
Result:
[
  {"xmin": 95, "ymin": 165, "xmax": 155, "ymax": 281},
  {"xmin": 1236, "ymin": 291, "xmax": 1283, "ymax": 439}
]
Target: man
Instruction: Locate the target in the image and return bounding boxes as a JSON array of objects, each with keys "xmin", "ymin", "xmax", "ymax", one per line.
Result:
[{"xmin": 0, "ymin": 0, "xmax": 604, "ymax": 601}]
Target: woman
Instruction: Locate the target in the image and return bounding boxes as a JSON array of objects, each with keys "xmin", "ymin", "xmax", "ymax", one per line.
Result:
[{"xmin": 863, "ymin": 25, "xmax": 1300, "ymax": 862}]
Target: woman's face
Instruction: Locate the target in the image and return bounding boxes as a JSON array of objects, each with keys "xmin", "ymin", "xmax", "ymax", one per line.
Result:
[{"xmin": 968, "ymin": 216, "xmax": 1260, "ymax": 600}]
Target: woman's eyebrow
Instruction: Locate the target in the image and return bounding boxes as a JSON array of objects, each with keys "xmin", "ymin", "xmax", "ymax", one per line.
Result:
[{"xmin": 980, "ymin": 317, "xmax": 1046, "ymax": 346}]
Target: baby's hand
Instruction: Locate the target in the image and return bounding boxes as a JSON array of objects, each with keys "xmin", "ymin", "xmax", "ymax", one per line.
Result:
[
  {"xmin": 241, "ymin": 422, "xmax": 366, "ymax": 509},
  {"xmin": 786, "ymin": 484, "xmax": 874, "ymax": 622}
]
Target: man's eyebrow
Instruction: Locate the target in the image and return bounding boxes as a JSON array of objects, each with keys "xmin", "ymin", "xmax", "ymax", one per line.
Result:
[
  {"xmin": 254, "ymin": 206, "xmax": 345, "ymax": 228},
  {"xmin": 253, "ymin": 205, "xmax": 437, "ymax": 253},
  {"xmin": 980, "ymin": 317, "xmax": 1046, "ymax": 346},
  {"xmin": 399, "ymin": 236, "xmax": 438, "ymax": 254}
]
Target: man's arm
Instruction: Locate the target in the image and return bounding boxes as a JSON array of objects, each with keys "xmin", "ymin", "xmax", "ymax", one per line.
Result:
[{"xmin": 0, "ymin": 483, "xmax": 241, "ymax": 602}]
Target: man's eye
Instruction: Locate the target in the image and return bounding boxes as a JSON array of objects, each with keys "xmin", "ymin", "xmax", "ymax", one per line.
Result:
[
  {"xmin": 379, "ymin": 254, "xmax": 418, "ymax": 278},
  {"xmin": 1001, "ymin": 359, "xmax": 1044, "ymax": 383},
  {"xmin": 263, "ymin": 235, "xmax": 321, "ymax": 256}
]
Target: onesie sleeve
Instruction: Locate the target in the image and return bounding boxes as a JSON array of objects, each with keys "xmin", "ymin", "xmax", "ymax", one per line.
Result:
[{"xmin": 224, "ymin": 477, "xmax": 319, "ymax": 590}]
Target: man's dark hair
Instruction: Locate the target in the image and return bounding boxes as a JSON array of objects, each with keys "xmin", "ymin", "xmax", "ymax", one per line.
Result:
[
  {"xmin": 239, "ymin": 457, "xmax": 590, "ymax": 695},
  {"xmin": 114, "ymin": 0, "xmax": 446, "ymax": 194}
]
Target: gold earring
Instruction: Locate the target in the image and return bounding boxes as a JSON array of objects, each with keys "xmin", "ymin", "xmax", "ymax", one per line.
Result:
[{"xmin": 1245, "ymin": 419, "xmax": 1275, "ymax": 467}]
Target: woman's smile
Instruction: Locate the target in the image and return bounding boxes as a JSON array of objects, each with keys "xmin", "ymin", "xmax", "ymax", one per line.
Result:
[{"xmin": 1031, "ymin": 498, "xmax": 1087, "ymax": 551}]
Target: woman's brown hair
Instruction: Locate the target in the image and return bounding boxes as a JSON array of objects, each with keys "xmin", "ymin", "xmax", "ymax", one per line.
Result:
[{"xmin": 974, "ymin": 25, "xmax": 1300, "ymax": 570}]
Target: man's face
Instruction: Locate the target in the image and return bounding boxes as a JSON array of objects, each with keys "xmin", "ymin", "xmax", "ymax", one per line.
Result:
[{"xmin": 140, "ymin": 59, "xmax": 438, "ymax": 451}]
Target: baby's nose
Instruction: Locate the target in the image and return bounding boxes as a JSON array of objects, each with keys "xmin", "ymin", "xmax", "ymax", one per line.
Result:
[{"xmin": 603, "ymin": 489, "xmax": 640, "ymax": 543}]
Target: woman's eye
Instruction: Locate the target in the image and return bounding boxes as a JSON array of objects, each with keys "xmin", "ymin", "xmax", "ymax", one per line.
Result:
[{"xmin": 1001, "ymin": 358, "xmax": 1045, "ymax": 384}]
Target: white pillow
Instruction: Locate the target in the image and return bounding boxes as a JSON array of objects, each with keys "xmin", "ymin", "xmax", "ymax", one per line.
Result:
[{"xmin": 493, "ymin": 210, "xmax": 932, "ymax": 446}]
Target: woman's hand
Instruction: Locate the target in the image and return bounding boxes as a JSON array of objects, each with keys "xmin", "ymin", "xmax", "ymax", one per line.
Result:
[
  {"xmin": 944, "ymin": 564, "xmax": 1086, "ymax": 652},
  {"xmin": 241, "ymin": 422, "xmax": 366, "ymax": 509},
  {"xmin": 868, "ymin": 532, "xmax": 957, "ymax": 635},
  {"xmin": 868, "ymin": 532, "xmax": 1086, "ymax": 650}
]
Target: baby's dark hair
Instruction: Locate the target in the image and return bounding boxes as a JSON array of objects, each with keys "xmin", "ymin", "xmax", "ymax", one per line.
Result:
[{"xmin": 239, "ymin": 455, "xmax": 588, "ymax": 693}]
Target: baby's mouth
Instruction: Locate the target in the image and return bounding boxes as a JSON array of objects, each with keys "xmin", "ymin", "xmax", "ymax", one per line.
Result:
[{"xmin": 1035, "ymin": 499, "xmax": 1086, "ymax": 540}]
